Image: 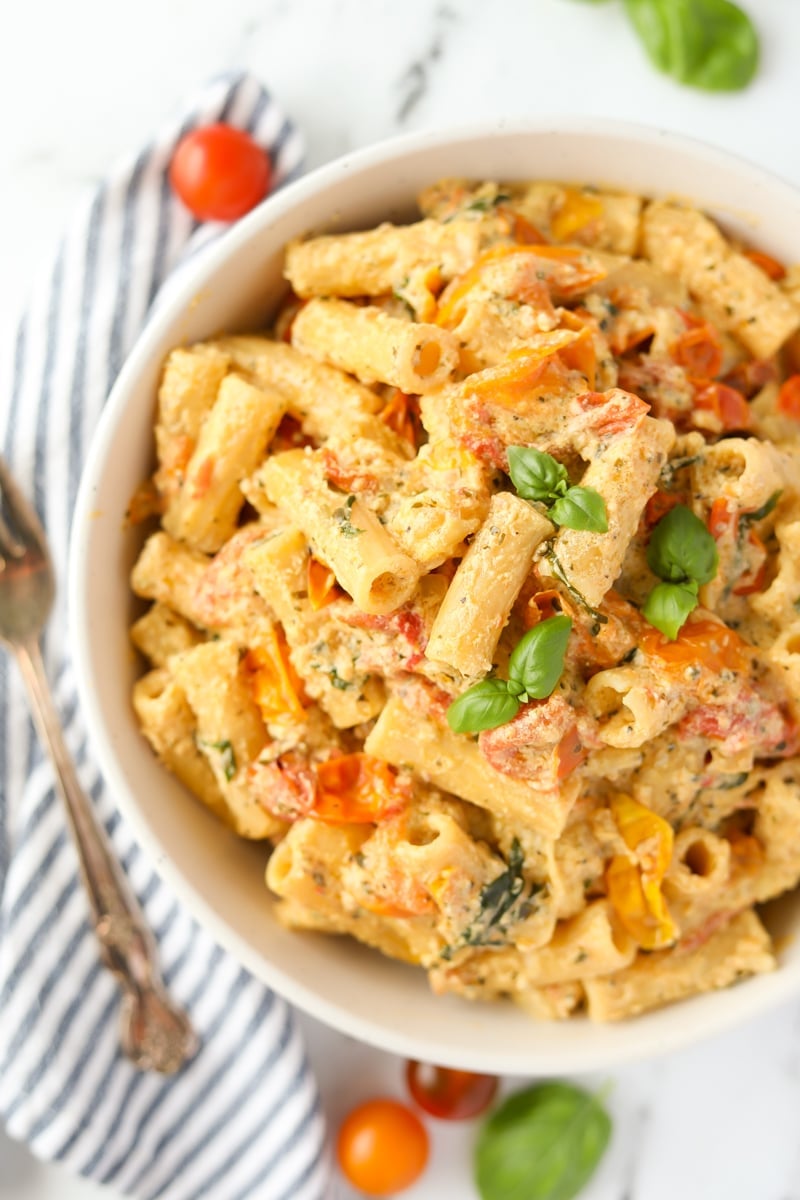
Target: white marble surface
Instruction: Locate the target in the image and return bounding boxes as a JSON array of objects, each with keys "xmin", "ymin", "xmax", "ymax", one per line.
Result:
[{"xmin": 3, "ymin": 1, "xmax": 800, "ymax": 1197}]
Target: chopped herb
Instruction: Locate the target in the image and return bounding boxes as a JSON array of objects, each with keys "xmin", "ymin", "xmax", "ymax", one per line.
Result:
[
  {"xmin": 199, "ymin": 738, "xmax": 237, "ymax": 781},
  {"xmin": 466, "ymin": 191, "xmax": 511, "ymax": 212},
  {"xmin": 793, "ymin": 597, "xmax": 800, "ymax": 614},
  {"xmin": 392, "ymin": 276, "xmax": 416, "ymax": 317},
  {"xmin": 714, "ymin": 771, "xmax": 749, "ymax": 790},
  {"xmin": 333, "ymin": 494, "xmax": 363, "ymax": 538},
  {"xmin": 329, "ymin": 666, "xmax": 352, "ymax": 690}
]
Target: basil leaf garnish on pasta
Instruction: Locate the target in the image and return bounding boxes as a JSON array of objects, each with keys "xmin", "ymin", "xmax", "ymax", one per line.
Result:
[
  {"xmin": 507, "ymin": 445, "xmax": 569, "ymax": 503},
  {"xmin": 447, "ymin": 616, "xmax": 572, "ymax": 733},
  {"xmin": 643, "ymin": 504, "xmax": 718, "ymax": 638},
  {"xmin": 643, "ymin": 580, "xmax": 700, "ymax": 641},
  {"xmin": 550, "ymin": 486, "xmax": 609, "ymax": 533},
  {"xmin": 475, "ymin": 1081, "xmax": 612, "ymax": 1200},
  {"xmin": 507, "ymin": 616, "xmax": 573, "ymax": 701},
  {"xmin": 646, "ymin": 504, "xmax": 718, "ymax": 585},
  {"xmin": 506, "ymin": 446, "xmax": 608, "ymax": 532},
  {"xmin": 446, "ymin": 679, "xmax": 520, "ymax": 734}
]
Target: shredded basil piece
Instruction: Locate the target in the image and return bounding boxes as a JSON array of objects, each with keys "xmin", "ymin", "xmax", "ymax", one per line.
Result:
[
  {"xmin": 200, "ymin": 738, "xmax": 237, "ymax": 781},
  {"xmin": 442, "ymin": 839, "xmax": 541, "ymax": 958}
]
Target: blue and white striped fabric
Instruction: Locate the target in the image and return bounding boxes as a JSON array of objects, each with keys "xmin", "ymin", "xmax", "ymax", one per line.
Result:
[{"xmin": 0, "ymin": 73, "xmax": 331, "ymax": 1200}]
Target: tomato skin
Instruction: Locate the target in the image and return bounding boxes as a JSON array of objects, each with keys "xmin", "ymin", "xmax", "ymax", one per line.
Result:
[
  {"xmin": 406, "ymin": 1061, "xmax": 498, "ymax": 1121},
  {"xmin": 692, "ymin": 381, "xmax": 751, "ymax": 431},
  {"xmin": 169, "ymin": 124, "xmax": 271, "ymax": 221},
  {"xmin": 671, "ymin": 320, "xmax": 723, "ymax": 378},
  {"xmin": 778, "ymin": 375, "xmax": 800, "ymax": 421},
  {"xmin": 337, "ymin": 1099, "xmax": 429, "ymax": 1196}
]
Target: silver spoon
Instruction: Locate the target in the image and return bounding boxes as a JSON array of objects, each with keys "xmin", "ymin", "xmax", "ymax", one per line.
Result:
[{"xmin": 0, "ymin": 456, "xmax": 197, "ymax": 1073}]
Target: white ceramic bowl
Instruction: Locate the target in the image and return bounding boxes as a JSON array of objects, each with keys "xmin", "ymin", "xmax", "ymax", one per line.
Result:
[{"xmin": 70, "ymin": 120, "xmax": 800, "ymax": 1075}]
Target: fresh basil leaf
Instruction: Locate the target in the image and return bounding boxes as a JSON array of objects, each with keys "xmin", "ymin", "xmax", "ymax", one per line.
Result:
[
  {"xmin": 623, "ymin": 0, "xmax": 759, "ymax": 92},
  {"xmin": 507, "ymin": 615, "xmax": 572, "ymax": 700},
  {"xmin": 646, "ymin": 504, "xmax": 718, "ymax": 586},
  {"xmin": 507, "ymin": 445, "xmax": 568, "ymax": 503},
  {"xmin": 642, "ymin": 580, "xmax": 699, "ymax": 639},
  {"xmin": 550, "ymin": 486, "xmax": 609, "ymax": 532},
  {"xmin": 447, "ymin": 678, "xmax": 520, "ymax": 734},
  {"xmin": 475, "ymin": 1081, "xmax": 612, "ymax": 1200}
]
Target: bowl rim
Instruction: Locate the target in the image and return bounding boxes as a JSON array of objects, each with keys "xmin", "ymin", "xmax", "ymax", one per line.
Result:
[{"xmin": 68, "ymin": 116, "xmax": 800, "ymax": 1073}]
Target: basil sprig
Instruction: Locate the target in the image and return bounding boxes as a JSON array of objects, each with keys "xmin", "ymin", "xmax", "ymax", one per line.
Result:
[
  {"xmin": 570, "ymin": 0, "xmax": 759, "ymax": 92},
  {"xmin": 643, "ymin": 504, "xmax": 718, "ymax": 639},
  {"xmin": 475, "ymin": 1081, "xmax": 612, "ymax": 1200},
  {"xmin": 447, "ymin": 616, "xmax": 572, "ymax": 734},
  {"xmin": 507, "ymin": 446, "xmax": 608, "ymax": 533}
]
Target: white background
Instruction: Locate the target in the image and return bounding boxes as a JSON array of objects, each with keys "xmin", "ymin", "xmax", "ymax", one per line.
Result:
[{"xmin": 2, "ymin": 1, "xmax": 800, "ymax": 1197}]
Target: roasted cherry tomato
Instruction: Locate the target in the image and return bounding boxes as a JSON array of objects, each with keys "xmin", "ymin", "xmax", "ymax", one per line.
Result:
[
  {"xmin": 406, "ymin": 1060, "xmax": 498, "ymax": 1120},
  {"xmin": 169, "ymin": 123, "xmax": 271, "ymax": 221},
  {"xmin": 336, "ymin": 1098, "xmax": 429, "ymax": 1196}
]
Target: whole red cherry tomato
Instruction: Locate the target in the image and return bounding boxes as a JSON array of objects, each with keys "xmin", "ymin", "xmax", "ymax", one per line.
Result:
[
  {"xmin": 169, "ymin": 124, "xmax": 271, "ymax": 221},
  {"xmin": 337, "ymin": 1098, "xmax": 429, "ymax": 1196},
  {"xmin": 406, "ymin": 1060, "xmax": 498, "ymax": 1120}
]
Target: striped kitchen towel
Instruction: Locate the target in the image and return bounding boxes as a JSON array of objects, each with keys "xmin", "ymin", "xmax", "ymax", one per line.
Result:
[{"xmin": 0, "ymin": 72, "xmax": 331, "ymax": 1200}]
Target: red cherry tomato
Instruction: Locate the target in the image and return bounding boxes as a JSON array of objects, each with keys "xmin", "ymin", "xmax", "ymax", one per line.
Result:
[
  {"xmin": 337, "ymin": 1098, "xmax": 429, "ymax": 1196},
  {"xmin": 169, "ymin": 124, "xmax": 271, "ymax": 221},
  {"xmin": 406, "ymin": 1060, "xmax": 498, "ymax": 1120}
]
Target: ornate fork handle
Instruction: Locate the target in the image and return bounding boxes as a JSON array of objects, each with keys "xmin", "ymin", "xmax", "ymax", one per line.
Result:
[{"xmin": 16, "ymin": 637, "xmax": 197, "ymax": 1074}]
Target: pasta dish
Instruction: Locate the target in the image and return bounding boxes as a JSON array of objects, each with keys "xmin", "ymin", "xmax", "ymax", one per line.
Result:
[{"xmin": 129, "ymin": 178, "xmax": 800, "ymax": 1021}]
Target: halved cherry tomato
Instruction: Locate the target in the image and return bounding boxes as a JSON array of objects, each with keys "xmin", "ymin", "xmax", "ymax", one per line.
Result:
[
  {"xmin": 722, "ymin": 357, "xmax": 777, "ymax": 399},
  {"xmin": 243, "ymin": 628, "xmax": 306, "ymax": 723},
  {"xmin": 743, "ymin": 249, "xmax": 786, "ymax": 282},
  {"xmin": 406, "ymin": 1061, "xmax": 498, "ymax": 1120},
  {"xmin": 692, "ymin": 381, "xmax": 751, "ymax": 431},
  {"xmin": 307, "ymin": 555, "xmax": 342, "ymax": 610},
  {"xmin": 671, "ymin": 319, "xmax": 723, "ymax": 378},
  {"xmin": 314, "ymin": 754, "xmax": 409, "ymax": 823},
  {"xmin": 337, "ymin": 1098, "xmax": 429, "ymax": 1196},
  {"xmin": 502, "ymin": 208, "xmax": 547, "ymax": 244},
  {"xmin": 777, "ymin": 375, "xmax": 800, "ymax": 420},
  {"xmin": 641, "ymin": 617, "xmax": 751, "ymax": 675},
  {"xmin": 550, "ymin": 187, "xmax": 604, "ymax": 242},
  {"xmin": 169, "ymin": 124, "xmax": 271, "ymax": 221},
  {"xmin": 556, "ymin": 724, "xmax": 588, "ymax": 780},
  {"xmin": 380, "ymin": 390, "xmax": 420, "ymax": 447},
  {"xmin": 644, "ymin": 490, "xmax": 684, "ymax": 529}
]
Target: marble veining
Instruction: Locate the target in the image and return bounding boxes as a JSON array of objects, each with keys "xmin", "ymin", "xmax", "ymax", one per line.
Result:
[
  {"xmin": 395, "ymin": 4, "xmax": 458, "ymax": 124},
  {"xmin": 3, "ymin": 2, "xmax": 800, "ymax": 1198}
]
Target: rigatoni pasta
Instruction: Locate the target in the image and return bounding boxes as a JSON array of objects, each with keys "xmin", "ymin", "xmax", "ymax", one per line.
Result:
[{"xmin": 129, "ymin": 175, "xmax": 800, "ymax": 1023}]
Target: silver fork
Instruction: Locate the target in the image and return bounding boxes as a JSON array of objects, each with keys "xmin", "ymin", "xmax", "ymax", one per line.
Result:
[{"xmin": 0, "ymin": 457, "xmax": 197, "ymax": 1074}]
